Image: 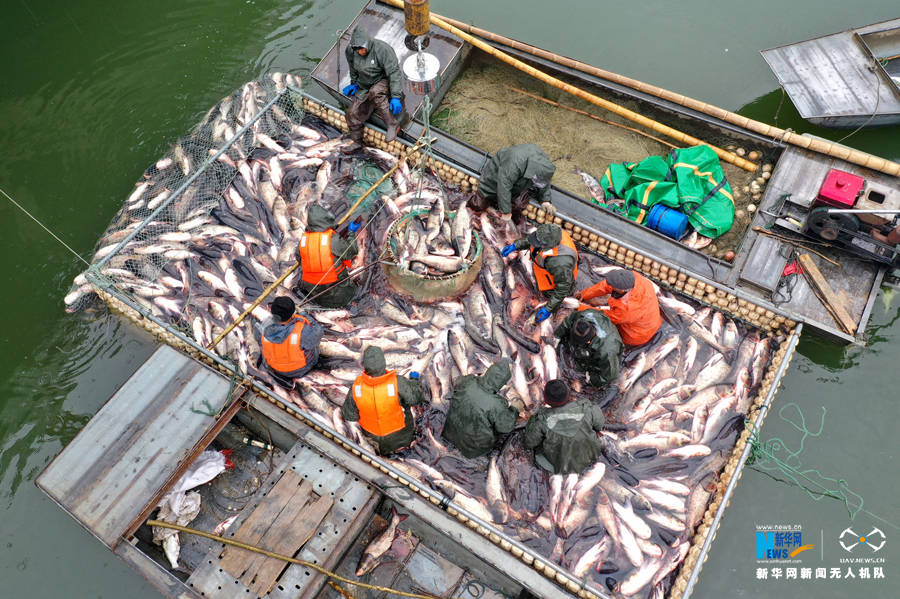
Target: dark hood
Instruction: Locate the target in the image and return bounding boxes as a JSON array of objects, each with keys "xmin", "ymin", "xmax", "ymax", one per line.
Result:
[
  {"xmin": 363, "ymin": 345, "xmax": 386, "ymax": 376},
  {"xmin": 307, "ymin": 204, "xmax": 336, "ymax": 232},
  {"xmin": 480, "ymin": 360, "xmax": 511, "ymax": 392},
  {"xmin": 350, "ymin": 27, "xmax": 371, "ymax": 50}
]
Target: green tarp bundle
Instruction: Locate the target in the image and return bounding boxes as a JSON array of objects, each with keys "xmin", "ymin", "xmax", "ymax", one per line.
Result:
[{"xmin": 597, "ymin": 145, "xmax": 735, "ymax": 238}]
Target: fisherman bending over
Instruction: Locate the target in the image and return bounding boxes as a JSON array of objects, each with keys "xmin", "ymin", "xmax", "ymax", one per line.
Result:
[
  {"xmin": 501, "ymin": 223, "xmax": 578, "ymax": 323},
  {"xmin": 341, "ymin": 27, "xmax": 405, "ymax": 154},
  {"xmin": 296, "ymin": 204, "xmax": 359, "ymax": 308},
  {"xmin": 554, "ymin": 305, "xmax": 623, "ymax": 387},
  {"xmin": 579, "ymin": 267, "xmax": 662, "ymax": 346},
  {"xmin": 442, "ymin": 360, "xmax": 522, "ymax": 458},
  {"xmin": 258, "ymin": 296, "xmax": 323, "ymax": 390},
  {"xmin": 524, "ymin": 379, "xmax": 606, "ymax": 475},
  {"xmin": 342, "ymin": 346, "xmax": 425, "ymax": 455},
  {"xmin": 471, "ymin": 143, "xmax": 556, "ymax": 222}
]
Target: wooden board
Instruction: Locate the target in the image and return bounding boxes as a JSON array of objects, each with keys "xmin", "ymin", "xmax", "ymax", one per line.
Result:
[
  {"xmin": 243, "ymin": 493, "xmax": 333, "ymax": 596},
  {"xmin": 35, "ymin": 345, "xmax": 233, "ymax": 547},
  {"xmin": 798, "ymin": 253, "xmax": 858, "ymax": 334},
  {"xmin": 219, "ymin": 475, "xmax": 312, "ymax": 575},
  {"xmin": 187, "ymin": 439, "xmax": 378, "ymax": 599}
]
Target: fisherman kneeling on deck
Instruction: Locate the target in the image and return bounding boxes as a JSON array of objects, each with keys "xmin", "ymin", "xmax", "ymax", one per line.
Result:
[
  {"xmin": 579, "ymin": 267, "xmax": 662, "ymax": 346},
  {"xmin": 342, "ymin": 346, "xmax": 425, "ymax": 455},
  {"xmin": 341, "ymin": 26, "xmax": 405, "ymax": 154},
  {"xmin": 442, "ymin": 359, "xmax": 522, "ymax": 459},
  {"xmin": 524, "ymin": 379, "xmax": 605, "ymax": 475},
  {"xmin": 259, "ymin": 296, "xmax": 324, "ymax": 389},
  {"xmin": 501, "ymin": 223, "xmax": 578, "ymax": 323},
  {"xmin": 471, "ymin": 143, "xmax": 556, "ymax": 222},
  {"xmin": 296, "ymin": 205, "xmax": 359, "ymax": 308},
  {"xmin": 554, "ymin": 305, "xmax": 623, "ymax": 387}
]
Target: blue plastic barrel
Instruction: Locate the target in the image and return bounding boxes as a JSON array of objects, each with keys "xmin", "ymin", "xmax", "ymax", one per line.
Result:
[{"xmin": 647, "ymin": 204, "xmax": 689, "ymax": 240}]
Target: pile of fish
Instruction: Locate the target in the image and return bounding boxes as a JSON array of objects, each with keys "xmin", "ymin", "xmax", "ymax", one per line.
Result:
[
  {"xmin": 393, "ymin": 196, "xmax": 475, "ymax": 276},
  {"xmin": 66, "ymin": 75, "xmax": 781, "ymax": 599}
]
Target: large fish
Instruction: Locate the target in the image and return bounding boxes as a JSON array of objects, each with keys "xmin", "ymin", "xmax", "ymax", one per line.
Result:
[{"xmin": 355, "ymin": 507, "xmax": 408, "ymax": 576}]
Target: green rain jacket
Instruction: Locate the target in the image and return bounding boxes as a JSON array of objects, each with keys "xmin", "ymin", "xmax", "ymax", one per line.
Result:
[
  {"xmin": 298, "ymin": 205, "xmax": 359, "ymax": 308},
  {"xmin": 442, "ymin": 362, "xmax": 517, "ymax": 458},
  {"xmin": 512, "ymin": 238, "xmax": 575, "ymax": 314},
  {"xmin": 554, "ymin": 308, "xmax": 623, "ymax": 387},
  {"xmin": 524, "ymin": 398, "xmax": 605, "ymax": 475},
  {"xmin": 341, "ymin": 347, "xmax": 425, "ymax": 455},
  {"xmin": 345, "ymin": 28, "xmax": 403, "ymax": 102},
  {"xmin": 479, "ymin": 143, "xmax": 556, "ymax": 214}
]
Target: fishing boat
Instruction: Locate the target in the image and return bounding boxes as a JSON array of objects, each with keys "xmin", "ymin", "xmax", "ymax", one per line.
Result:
[
  {"xmin": 761, "ymin": 17, "xmax": 900, "ymax": 129},
  {"xmin": 36, "ymin": 2, "xmax": 900, "ymax": 599},
  {"xmin": 314, "ymin": 1, "xmax": 900, "ymax": 345}
]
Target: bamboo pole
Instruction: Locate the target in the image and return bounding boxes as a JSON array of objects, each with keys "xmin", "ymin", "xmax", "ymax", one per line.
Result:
[
  {"xmin": 507, "ymin": 86, "xmax": 677, "ymax": 149},
  {"xmin": 380, "ymin": 0, "xmax": 757, "ymax": 172},
  {"xmin": 429, "ymin": 10, "xmax": 900, "ymax": 178}
]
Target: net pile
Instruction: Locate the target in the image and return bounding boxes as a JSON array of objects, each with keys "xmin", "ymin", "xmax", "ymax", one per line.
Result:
[{"xmin": 65, "ymin": 76, "xmax": 782, "ymax": 599}]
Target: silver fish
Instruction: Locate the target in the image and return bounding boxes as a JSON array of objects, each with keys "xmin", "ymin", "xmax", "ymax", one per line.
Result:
[{"xmin": 355, "ymin": 507, "xmax": 408, "ymax": 576}]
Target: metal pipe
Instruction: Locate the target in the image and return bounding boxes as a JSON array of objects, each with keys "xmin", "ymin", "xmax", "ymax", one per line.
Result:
[
  {"xmin": 682, "ymin": 322, "xmax": 804, "ymax": 599},
  {"xmin": 92, "ymin": 89, "xmax": 287, "ymax": 271},
  {"xmin": 827, "ymin": 209, "xmax": 900, "ymax": 215}
]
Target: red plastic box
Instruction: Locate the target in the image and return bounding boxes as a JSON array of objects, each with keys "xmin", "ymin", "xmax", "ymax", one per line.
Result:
[{"xmin": 816, "ymin": 169, "xmax": 864, "ymax": 208}]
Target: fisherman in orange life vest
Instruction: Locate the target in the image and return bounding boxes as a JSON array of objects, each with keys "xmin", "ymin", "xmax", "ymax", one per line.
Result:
[
  {"xmin": 258, "ymin": 296, "xmax": 324, "ymax": 389},
  {"xmin": 296, "ymin": 205, "xmax": 360, "ymax": 308},
  {"xmin": 501, "ymin": 223, "xmax": 578, "ymax": 323},
  {"xmin": 341, "ymin": 346, "xmax": 425, "ymax": 455},
  {"xmin": 578, "ymin": 267, "xmax": 662, "ymax": 346}
]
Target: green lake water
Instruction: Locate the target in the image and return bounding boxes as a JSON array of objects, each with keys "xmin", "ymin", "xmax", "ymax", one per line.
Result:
[{"xmin": 1, "ymin": 1, "xmax": 897, "ymax": 597}]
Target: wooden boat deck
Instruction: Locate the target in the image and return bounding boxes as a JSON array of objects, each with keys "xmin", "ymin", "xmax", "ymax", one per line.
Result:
[
  {"xmin": 35, "ymin": 345, "xmax": 238, "ymax": 548},
  {"xmin": 310, "ymin": 0, "xmax": 470, "ymax": 123},
  {"xmin": 761, "ymin": 18, "xmax": 900, "ymax": 128},
  {"xmin": 186, "ymin": 440, "xmax": 379, "ymax": 599}
]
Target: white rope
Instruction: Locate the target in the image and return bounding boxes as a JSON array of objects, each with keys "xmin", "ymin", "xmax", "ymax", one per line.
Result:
[{"xmin": 0, "ymin": 185, "xmax": 90, "ymax": 266}]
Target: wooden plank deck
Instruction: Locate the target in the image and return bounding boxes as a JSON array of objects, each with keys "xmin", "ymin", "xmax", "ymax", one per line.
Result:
[
  {"xmin": 727, "ymin": 146, "xmax": 891, "ymax": 340},
  {"xmin": 761, "ymin": 18, "xmax": 900, "ymax": 127},
  {"xmin": 186, "ymin": 440, "xmax": 379, "ymax": 599},
  {"xmin": 310, "ymin": 0, "xmax": 469, "ymax": 122},
  {"xmin": 35, "ymin": 345, "xmax": 234, "ymax": 547}
]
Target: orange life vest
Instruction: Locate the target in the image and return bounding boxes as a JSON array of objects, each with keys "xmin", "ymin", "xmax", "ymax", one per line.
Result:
[
  {"xmin": 531, "ymin": 230, "xmax": 579, "ymax": 292},
  {"xmin": 299, "ymin": 230, "xmax": 352, "ymax": 285},
  {"xmin": 352, "ymin": 371, "xmax": 405, "ymax": 437},
  {"xmin": 261, "ymin": 315, "xmax": 311, "ymax": 374}
]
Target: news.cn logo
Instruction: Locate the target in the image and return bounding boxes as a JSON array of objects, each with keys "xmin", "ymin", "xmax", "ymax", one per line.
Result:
[{"xmin": 839, "ymin": 528, "xmax": 887, "ymax": 553}]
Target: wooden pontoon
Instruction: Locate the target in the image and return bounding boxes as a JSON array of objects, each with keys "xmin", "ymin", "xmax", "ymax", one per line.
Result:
[{"xmin": 762, "ymin": 18, "xmax": 900, "ymax": 128}]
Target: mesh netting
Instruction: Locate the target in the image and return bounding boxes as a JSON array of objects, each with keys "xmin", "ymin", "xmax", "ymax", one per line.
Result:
[{"xmin": 66, "ymin": 72, "xmax": 309, "ymax": 314}]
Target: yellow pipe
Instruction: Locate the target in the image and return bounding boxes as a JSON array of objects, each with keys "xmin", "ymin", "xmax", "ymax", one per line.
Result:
[
  {"xmin": 381, "ymin": 0, "xmax": 757, "ymax": 172},
  {"xmin": 427, "ymin": 10, "xmax": 900, "ymax": 178}
]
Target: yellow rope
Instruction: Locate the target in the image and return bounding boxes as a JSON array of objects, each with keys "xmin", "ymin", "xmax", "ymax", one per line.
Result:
[{"xmin": 146, "ymin": 520, "xmax": 459, "ymax": 599}]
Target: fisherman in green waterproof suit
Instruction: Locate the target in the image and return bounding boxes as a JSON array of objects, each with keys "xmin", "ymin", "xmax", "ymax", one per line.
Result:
[
  {"xmin": 553, "ymin": 305, "xmax": 623, "ymax": 388},
  {"xmin": 342, "ymin": 346, "xmax": 425, "ymax": 455},
  {"xmin": 524, "ymin": 379, "xmax": 606, "ymax": 475},
  {"xmin": 295, "ymin": 204, "xmax": 359, "ymax": 308},
  {"xmin": 442, "ymin": 360, "xmax": 523, "ymax": 459},
  {"xmin": 341, "ymin": 26, "xmax": 405, "ymax": 153},
  {"xmin": 471, "ymin": 143, "xmax": 557, "ymax": 222}
]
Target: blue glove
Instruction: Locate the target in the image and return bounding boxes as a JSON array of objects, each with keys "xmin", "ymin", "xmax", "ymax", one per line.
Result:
[
  {"xmin": 501, "ymin": 244, "xmax": 517, "ymax": 258},
  {"xmin": 389, "ymin": 98, "xmax": 402, "ymax": 115},
  {"xmin": 535, "ymin": 307, "xmax": 552, "ymax": 323},
  {"xmin": 343, "ymin": 83, "xmax": 358, "ymax": 96},
  {"xmin": 347, "ymin": 221, "xmax": 361, "ymax": 234},
  {"xmin": 409, "ymin": 371, "xmax": 420, "ymax": 380}
]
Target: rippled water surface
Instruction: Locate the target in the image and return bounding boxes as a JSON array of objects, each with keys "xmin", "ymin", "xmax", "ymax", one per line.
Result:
[{"xmin": 1, "ymin": 1, "xmax": 897, "ymax": 597}]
